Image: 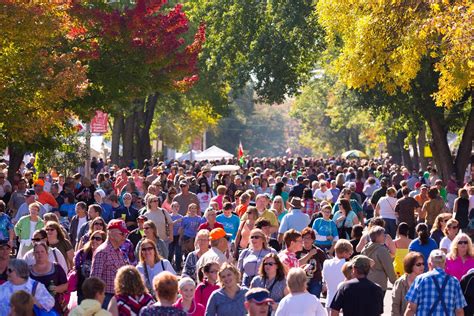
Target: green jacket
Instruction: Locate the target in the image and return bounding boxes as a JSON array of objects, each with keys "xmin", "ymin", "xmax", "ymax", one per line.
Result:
[{"xmin": 14, "ymin": 216, "xmax": 44, "ymax": 240}]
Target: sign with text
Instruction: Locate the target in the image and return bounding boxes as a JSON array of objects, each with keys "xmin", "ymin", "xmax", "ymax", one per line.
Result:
[{"xmin": 90, "ymin": 111, "xmax": 108, "ymax": 134}]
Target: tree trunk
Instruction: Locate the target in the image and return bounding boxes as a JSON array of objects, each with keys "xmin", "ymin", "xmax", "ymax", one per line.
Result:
[
  {"xmin": 111, "ymin": 114, "xmax": 124, "ymax": 165},
  {"xmin": 387, "ymin": 133, "xmax": 402, "ymax": 164},
  {"xmin": 426, "ymin": 114, "xmax": 453, "ymax": 182},
  {"xmin": 417, "ymin": 125, "xmax": 428, "ymax": 170},
  {"xmin": 122, "ymin": 113, "xmax": 135, "ymax": 166},
  {"xmin": 398, "ymin": 131, "xmax": 413, "ymax": 170},
  {"xmin": 7, "ymin": 143, "xmax": 24, "ymax": 183},
  {"xmin": 411, "ymin": 135, "xmax": 420, "ymax": 171},
  {"xmin": 454, "ymin": 101, "xmax": 474, "ymax": 182},
  {"xmin": 135, "ymin": 93, "xmax": 158, "ymax": 168}
]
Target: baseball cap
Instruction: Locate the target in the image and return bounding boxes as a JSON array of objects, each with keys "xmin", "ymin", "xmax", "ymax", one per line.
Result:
[
  {"xmin": 107, "ymin": 219, "xmax": 129, "ymax": 234},
  {"xmin": 179, "ymin": 180, "xmax": 188, "ymax": 186},
  {"xmin": 24, "ymin": 189, "xmax": 36, "ymax": 197},
  {"xmin": 209, "ymin": 228, "xmax": 231, "ymax": 241},
  {"xmin": 429, "ymin": 249, "xmax": 446, "ymax": 264},
  {"xmin": 33, "ymin": 179, "xmax": 44, "ymax": 187},
  {"xmin": 245, "ymin": 288, "xmax": 274, "ymax": 304},
  {"xmin": 414, "ymin": 182, "xmax": 421, "ymax": 188},
  {"xmin": 350, "ymin": 255, "xmax": 373, "ymax": 274}
]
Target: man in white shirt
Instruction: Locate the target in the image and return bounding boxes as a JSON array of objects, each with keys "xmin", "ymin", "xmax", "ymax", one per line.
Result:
[
  {"xmin": 314, "ymin": 181, "xmax": 333, "ymax": 203},
  {"xmin": 322, "ymin": 240, "xmax": 353, "ymax": 312},
  {"xmin": 275, "ymin": 267, "xmax": 327, "ymax": 316},
  {"xmin": 196, "ymin": 228, "xmax": 230, "ymax": 274}
]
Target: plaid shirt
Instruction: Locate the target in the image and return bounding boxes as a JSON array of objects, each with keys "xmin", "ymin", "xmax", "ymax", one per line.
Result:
[
  {"xmin": 90, "ymin": 240, "xmax": 129, "ymax": 293},
  {"xmin": 405, "ymin": 268, "xmax": 467, "ymax": 316}
]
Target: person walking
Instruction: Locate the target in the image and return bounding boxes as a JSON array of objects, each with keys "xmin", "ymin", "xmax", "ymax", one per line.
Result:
[
  {"xmin": 405, "ymin": 249, "xmax": 467, "ymax": 315},
  {"xmin": 329, "ymin": 255, "xmax": 384, "ymax": 316},
  {"xmin": 90, "ymin": 219, "xmax": 130, "ymax": 308}
]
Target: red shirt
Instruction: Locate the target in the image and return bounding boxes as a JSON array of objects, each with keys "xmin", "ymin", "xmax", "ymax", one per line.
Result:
[
  {"xmin": 174, "ymin": 297, "xmax": 205, "ymax": 316},
  {"xmin": 198, "ymin": 222, "xmax": 224, "ymax": 232},
  {"xmin": 194, "ymin": 280, "xmax": 220, "ymax": 308}
]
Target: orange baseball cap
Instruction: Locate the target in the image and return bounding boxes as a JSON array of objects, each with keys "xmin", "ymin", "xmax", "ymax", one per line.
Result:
[{"xmin": 209, "ymin": 228, "xmax": 231, "ymax": 241}]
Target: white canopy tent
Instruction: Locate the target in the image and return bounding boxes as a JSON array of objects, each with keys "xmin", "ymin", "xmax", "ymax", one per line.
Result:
[
  {"xmin": 195, "ymin": 145, "xmax": 234, "ymax": 161},
  {"xmin": 176, "ymin": 149, "xmax": 202, "ymax": 162}
]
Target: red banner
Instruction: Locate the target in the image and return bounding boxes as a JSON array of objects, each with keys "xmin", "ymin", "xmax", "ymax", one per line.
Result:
[{"xmin": 90, "ymin": 111, "xmax": 108, "ymax": 134}]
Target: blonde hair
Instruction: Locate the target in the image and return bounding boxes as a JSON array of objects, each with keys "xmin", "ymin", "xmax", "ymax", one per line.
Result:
[
  {"xmin": 138, "ymin": 238, "xmax": 163, "ymax": 264},
  {"xmin": 431, "ymin": 213, "xmax": 452, "ymax": 234},
  {"xmin": 443, "ymin": 218, "xmax": 459, "ymax": 236},
  {"xmin": 447, "ymin": 233, "xmax": 474, "ymax": 260},
  {"xmin": 249, "ymin": 228, "xmax": 268, "ymax": 249},
  {"xmin": 114, "ymin": 265, "xmax": 147, "ymax": 296},
  {"xmin": 218, "ymin": 263, "xmax": 241, "ymax": 288},
  {"xmin": 286, "ymin": 267, "xmax": 307, "ymax": 293}
]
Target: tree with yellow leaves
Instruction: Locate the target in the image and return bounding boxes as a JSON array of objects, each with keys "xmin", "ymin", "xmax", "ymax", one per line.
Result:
[
  {"xmin": 317, "ymin": 0, "xmax": 473, "ymax": 181},
  {"xmin": 0, "ymin": 1, "xmax": 89, "ymax": 179}
]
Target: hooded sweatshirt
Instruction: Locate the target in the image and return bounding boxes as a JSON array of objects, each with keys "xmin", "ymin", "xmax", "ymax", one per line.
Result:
[
  {"xmin": 69, "ymin": 299, "xmax": 112, "ymax": 316},
  {"xmin": 361, "ymin": 242, "xmax": 397, "ymax": 291}
]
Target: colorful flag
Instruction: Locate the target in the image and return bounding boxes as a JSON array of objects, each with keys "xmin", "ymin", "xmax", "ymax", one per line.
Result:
[{"xmin": 238, "ymin": 142, "xmax": 244, "ymax": 165}]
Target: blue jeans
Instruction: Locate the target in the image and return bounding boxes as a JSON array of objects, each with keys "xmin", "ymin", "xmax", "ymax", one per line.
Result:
[
  {"xmin": 307, "ymin": 279, "xmax": 322, "ymax": 298},
  {"xmin": 102, "ymin": 293, "xmax": 114, "ymax": 309},
  {"xmin": 168, "ymin": 235, "xmax": 182, "ymax": 271},
  {"xmin": 383, "ymin": 218, "xmax": 397, "ymax": 239}
]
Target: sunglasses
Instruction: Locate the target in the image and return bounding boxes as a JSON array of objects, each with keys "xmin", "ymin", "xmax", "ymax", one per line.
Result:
[
  {"xmin": 142, "ymin": 247, "xmax": 154, "ymax": 252},
  {"xmin": 458, "ymin": 241, "xmax": 469, "ymax": 245},
  {"xmin": 91, "ymin": 236, "xmax": 104, "ymax": 242},
  {"xmin": 449, "ymin": 226, "xmax": 459, "ymax": 229},
  {"xmin": 143, "ymin": 227, "xmax": 151, "ymax": 230},
  {"xmin": 250, "ymin": 236, "xmax": 262, "ymax": 240},
  {"xmin": 415, "ymin": 262, "xmax": 424, "ymax": 267},
  {"xmin": 32, "ymin": 238, "xmax": 44, "ymax": 242},
  {"xmin": 93, "ymin": 222, "xmax": 105, "ymax": 226},
  {"xmin": 45, "ymin": 228, "xmax": 55, "ymax": 232},
  {"xmin": 263, "ymin": 262, "xmax": 276, "ymax": 267}
]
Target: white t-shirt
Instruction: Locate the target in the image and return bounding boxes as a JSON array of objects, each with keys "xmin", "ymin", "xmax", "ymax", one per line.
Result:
[
  {"xmin": 77, "ymin": 216, "xmax": 87, "ymax": 241},
  {"xmin": 275, "ymin": 292, "xmax": 327, "ymax": 316},
  {"xmin": 29, "ymin": 221, "xmax": 38, "ymax": 240},
  {"xmin": 322, "ymin": 257, "xmax": 346, "ymax": 308},
  {"xmin": 440, "ymin": 236, "xmax": 454, "ymax": 252},
  {"xmin": 314, "ymin": 189, "xmax": 333, "ymax": 202},
  {"xmin": 23, "ymin": 247, "xmax": 68, "ymax": 275},
  {"xmin": 377, "ymin": 196, "xmax": 398, "ymax": 219},
  {"xmin": 197, "ymin": 192, "xmax": 212, "ymax": 211}
]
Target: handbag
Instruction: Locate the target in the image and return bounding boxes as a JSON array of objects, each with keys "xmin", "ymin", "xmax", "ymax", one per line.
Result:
[{"xmin": 32, "ymin": 281, "xmax": 60, "ymax": 316}]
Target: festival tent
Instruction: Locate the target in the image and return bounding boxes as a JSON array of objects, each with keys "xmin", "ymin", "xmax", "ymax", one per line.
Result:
[
  {"xmin": 341, "ymin": 150, "xmax": 368, "ymax": 159},
  {"xmin": 195, "ymin": 145, "xmax": 234, "ymax": 161},
  {"xmin": 176, "ymin": 150, "xmax": 202, "ymax": 162}
]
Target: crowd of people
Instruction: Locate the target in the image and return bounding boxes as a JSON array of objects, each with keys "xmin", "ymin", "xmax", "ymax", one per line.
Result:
[{"xmin": 0, "ymin": 156, "xmax": 473, "ymax": 315}]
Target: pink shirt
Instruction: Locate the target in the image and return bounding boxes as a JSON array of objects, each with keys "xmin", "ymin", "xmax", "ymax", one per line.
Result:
[
  {"xmin": 194, "ymin": 280, "xmax": 219, "ymax": 308},
  {"xmin": 173, "ymin": 297, "xmax": 205, "ymax": 316},
  {"xmin": 446, "ymin": 256, "xmax": 474, "ymax": 280},
  {"xmin": 278, "ymin": 249, "xmax": 300, "ymax": 269}
]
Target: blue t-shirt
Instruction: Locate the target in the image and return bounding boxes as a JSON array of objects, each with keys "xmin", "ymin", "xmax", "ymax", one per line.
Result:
[
  {"xmin": 181, "ymin": 216, "xmax": 201, "ymax": 238},
  {"xmin": 0, "ymin": 213, "xmax": 13, "ymax": 241},
  {"xmin": 60, "ymin": 203, "xmax": 76, "ymax": 219},
  {"xmin": 100, "ymin": 203, "xmax": 113, "ymax": 223},
  {"xmin": 312, "ymin": 218, "xmax": 338, "ymax": 247},
  {"xmin": 408, "ymin": 238, "xmax": 438, "ymax": 272},
  {"xmin": 171, "ymin": 214, "xmax": 183, "ymax": 236},
  {"xmin": 216, "ymin": 214, "xmax": 240, "ymax": 240}
]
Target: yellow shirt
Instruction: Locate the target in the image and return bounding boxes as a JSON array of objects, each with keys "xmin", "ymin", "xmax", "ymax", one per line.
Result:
[{"xmin": 241, "ymin": 209, "xmax": 278, "ymax": 227}]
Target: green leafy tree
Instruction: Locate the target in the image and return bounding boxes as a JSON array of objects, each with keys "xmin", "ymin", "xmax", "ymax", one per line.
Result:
[{"xmin": 187, "ymin": 0, "xmax": 325, "ymax": 104}]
